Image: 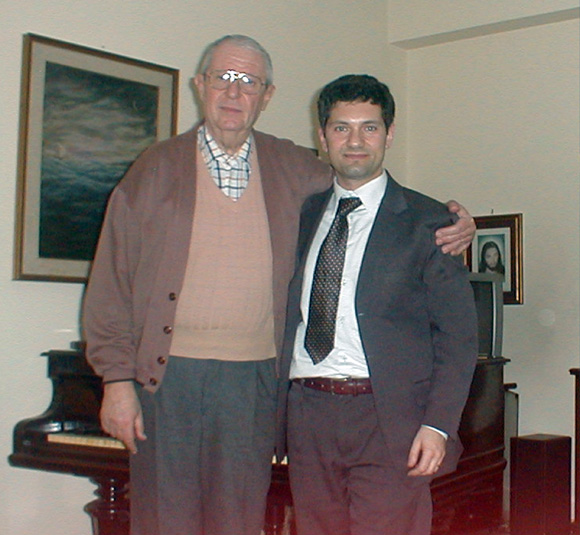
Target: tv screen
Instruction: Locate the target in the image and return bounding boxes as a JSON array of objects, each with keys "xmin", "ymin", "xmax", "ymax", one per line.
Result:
[{"xmin": 468, "ymin": 273, "xmax": 504, "ymax": 358}]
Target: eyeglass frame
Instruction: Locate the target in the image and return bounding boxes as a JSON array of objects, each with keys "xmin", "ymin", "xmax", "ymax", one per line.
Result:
[{"xmin": 204, "ymin": 69, "xmax": 268, "ymax": 95}]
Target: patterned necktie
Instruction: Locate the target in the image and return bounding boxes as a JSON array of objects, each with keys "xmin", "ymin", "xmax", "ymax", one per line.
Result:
[{"xmin": 305, "ymin": 197, "xmax": 362, "ymax": 364}]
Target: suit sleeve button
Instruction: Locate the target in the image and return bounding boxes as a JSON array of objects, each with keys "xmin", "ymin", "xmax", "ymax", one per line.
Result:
[
  {"xmin": 168, "ymin": 292, "xmax": 177, "ymax": 301},
  {"xmin": 163, "ymin": 326, "xmax": 173, "ymax": 334}
]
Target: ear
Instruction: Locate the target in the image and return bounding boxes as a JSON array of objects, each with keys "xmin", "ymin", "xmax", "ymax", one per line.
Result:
[
  {"xmin": 318, "ymin": 127, "xmax": 328, "ymax": 153},
  {"xmin": 193, "ymin": 73, "xmax": 206, "ymax": 102},
  {"xmin": 385, "ymin": 122, "xmax": 396, "ymax": 149},
  {"xmin": 260, "ymin": 84, "xmax": 276, "ymax": 111}
]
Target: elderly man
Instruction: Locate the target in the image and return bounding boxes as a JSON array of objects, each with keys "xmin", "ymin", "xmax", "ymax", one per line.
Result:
[{"xmin": 84, "ymin": 36, "xmax": 474, "ymax": 535}]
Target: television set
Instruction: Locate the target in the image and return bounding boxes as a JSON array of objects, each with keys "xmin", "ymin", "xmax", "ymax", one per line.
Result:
[{"xmin": 468, "ymin": 272, "xmax": 504, "ymax": 358}]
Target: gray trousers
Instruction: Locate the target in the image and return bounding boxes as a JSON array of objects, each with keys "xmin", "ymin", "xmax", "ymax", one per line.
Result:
[
  {"xmin": 131, "ymin": 357, "xmax": 277, "ymax": 535},
  {"xmin": 287, "ymin": 381, "xmax": 432, "ymax": 535}
]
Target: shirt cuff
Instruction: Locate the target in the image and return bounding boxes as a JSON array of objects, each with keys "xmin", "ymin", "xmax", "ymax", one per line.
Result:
[
  {"xmin": 421, "ymin": 424, "xmax": 448, "ymax": 440},
  {"xmin": 102, "ymin": 378, "xmax": 137, "ymax": 385}
]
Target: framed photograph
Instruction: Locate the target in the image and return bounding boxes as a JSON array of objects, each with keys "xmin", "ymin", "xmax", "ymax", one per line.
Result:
[
  {"xmin": 14, "ymin": 34, "xmax": 179, "ymax": 283},
  {"xmin": 465, "ymin": 213, "xmax": 523, "ymax": 305}
]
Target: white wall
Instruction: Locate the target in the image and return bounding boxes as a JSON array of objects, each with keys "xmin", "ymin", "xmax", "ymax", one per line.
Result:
[
  {"xmin": 1, "ymin": 2, "xmax": 404, "ymax": 534},
  {"xmin": 405, "ymin": 18, "xmax": 579, "ymax": 442},
  {"xmin": 2, "ymin": 2, "xmax": 578, "ymax": 534},
  {"xmin": 388, "ymin": 0, "xmax": 579, "ymax": 47}
]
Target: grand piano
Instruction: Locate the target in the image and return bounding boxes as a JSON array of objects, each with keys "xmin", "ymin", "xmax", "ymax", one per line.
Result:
[
  {"xmin": 9, "ymin": 344, "xmax": 510, "ymax": 535},
  {"xmin": 9, "ymin": 346, "xmax": 130, "ymax": 535}
]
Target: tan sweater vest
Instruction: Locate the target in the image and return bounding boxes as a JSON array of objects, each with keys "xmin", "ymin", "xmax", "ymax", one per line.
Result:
[{"xmin": 169, "ymin": 145, "xmax": 276, "ymax": 361}]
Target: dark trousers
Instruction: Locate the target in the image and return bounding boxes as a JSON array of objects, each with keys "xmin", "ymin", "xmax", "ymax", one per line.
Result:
[
  {"xmin": 131, "ymin": 357, "xmax": 277, "ymax": 535},
  {"xmin": 287, "ymin": 381, "xmax": 432, "ymax": 535}
]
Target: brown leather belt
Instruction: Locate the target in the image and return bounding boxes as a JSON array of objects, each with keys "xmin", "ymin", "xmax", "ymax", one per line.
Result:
[{"xmin": 293, "ymin": 377, "xmax": 372, "ymax": 396}]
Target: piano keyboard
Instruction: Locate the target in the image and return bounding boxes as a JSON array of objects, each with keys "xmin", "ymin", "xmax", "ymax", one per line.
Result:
[
  {"xmin": 47, "ymin": 433, "xmax": 126, "ymax": 450},
  {"xmin": 46, "ymin": 433, "xmax": 288, "ymax": 464}
]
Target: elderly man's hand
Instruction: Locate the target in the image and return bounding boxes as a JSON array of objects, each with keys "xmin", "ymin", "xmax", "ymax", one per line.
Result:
[
  {"xmin": 436, "ymin": 200, "xmax": 476, "ymax": 256},
  {"xmin": 100, "ymin": 381, "xmax": 146, "ymax": 454}
]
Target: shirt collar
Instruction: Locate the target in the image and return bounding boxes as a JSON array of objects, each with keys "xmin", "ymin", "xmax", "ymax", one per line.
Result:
[
  {"xmin": 332, "ymin": 171, "xmax": 388, "ymax": 213},
  {"xmin": 198, "ymin": 124, "xmax": 252, "ymax": 164}
]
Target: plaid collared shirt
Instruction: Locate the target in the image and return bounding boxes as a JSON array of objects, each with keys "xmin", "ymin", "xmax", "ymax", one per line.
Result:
[{"xmin": 198, "ymin": 125, "xmax": 252, "ymax": 201}]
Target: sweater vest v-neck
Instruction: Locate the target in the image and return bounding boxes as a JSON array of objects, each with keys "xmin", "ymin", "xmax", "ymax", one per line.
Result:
[{"xmin": 169, "ymin": 144, "xmax": 276, "ymax": 361}]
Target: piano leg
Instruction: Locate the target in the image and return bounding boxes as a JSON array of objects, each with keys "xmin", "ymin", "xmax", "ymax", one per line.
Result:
[
  {"xmin": 264, "ymin": 465, "xmax": 295, "ymax": 535},
  {"xmin": 84, "ymin": 476, "xmax": 130, "ymax": 535}
]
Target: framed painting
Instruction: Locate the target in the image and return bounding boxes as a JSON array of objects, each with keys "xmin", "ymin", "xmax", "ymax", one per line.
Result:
[
  {"xmin": 465, "ymin": 213, "xmax": 523, "ymax": 305},
  {"xmin": 14, "ymin": 33, "xmax": 179, "ymax": 282}
]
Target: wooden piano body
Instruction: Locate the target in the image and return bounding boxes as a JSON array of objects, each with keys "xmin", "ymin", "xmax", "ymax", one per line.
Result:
[
  {"xmin": 9, "ymin": 348, "xmax": 509, "ymax": 534},
  {"xmin": 9, "ymin": 349, "xmax": 130, "ymax": 535}
]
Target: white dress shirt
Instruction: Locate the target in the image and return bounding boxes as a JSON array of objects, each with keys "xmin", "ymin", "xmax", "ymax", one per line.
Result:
[{"xmin": 290, "ymin": 173, "xmax": 387, "ymax": 380}]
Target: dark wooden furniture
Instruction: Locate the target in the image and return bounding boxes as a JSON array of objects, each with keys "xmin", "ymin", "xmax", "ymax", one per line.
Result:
[
  {"xmin": 431, "ymin": 357, "xmax": 509, "ymax": 533},
  {"xmin": 9, "ymin": 349, "xmax": 130, "ymax": 535},
  {"xmin": 10, "ymin": 350, "xmax": 509, "ymax": 535},
  {"xmin": 510, "ymin": 434, "xmax": 571, "ymax": 535},
  {"xmin": 571, "ymin": 368, "xmax": 579, "ymax": 534}
]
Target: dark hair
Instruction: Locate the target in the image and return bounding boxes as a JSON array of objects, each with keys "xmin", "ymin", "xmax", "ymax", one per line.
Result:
[
  {"xmin": 317, "ymin": 74, "xmax": 395, "ymax": 130},
  {"xmin": 478, "ymin": 241, "xmax": 505, "ymax": 275}
]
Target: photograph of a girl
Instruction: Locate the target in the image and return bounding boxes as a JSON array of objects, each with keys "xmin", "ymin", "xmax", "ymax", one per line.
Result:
[
  {"xmin": 469, "ymin": 213, "xmax": 522, "ymax": 304},
  {"xmin": 478, "ymin": 240, "xmax": 505, "ymax": 276}
]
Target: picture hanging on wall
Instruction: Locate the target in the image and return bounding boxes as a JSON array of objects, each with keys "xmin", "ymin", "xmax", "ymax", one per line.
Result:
[
  {"xmin": 465, "ymin": 213, "xmax": 523, "ymax": 305},
  {"xmin": 13, "ymin": 33, "xmax": 179, "ymax": 283}
]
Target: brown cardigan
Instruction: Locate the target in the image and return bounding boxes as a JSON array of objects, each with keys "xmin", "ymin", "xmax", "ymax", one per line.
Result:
[{"xmin": 83, "ymin": 125, "xmax": 331, "ymax": 391}]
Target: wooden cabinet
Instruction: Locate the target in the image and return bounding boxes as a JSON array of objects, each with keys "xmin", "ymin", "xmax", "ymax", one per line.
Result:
[
  {"xmin": 570, "ymin": 368, "xmax": 579, "ymax": 534},
  {"xmin": 431, "ymin": 358, "xmax": 508, "ymax": 534}
]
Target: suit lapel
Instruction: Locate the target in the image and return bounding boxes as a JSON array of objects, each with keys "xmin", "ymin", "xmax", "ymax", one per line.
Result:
[
  {"xmin": 284, "ymin": 189, "xmax": 332, "ymax": 332},
  {"xmin": 358, "ymin": 175, "xmax": 408, "ymax": 280},
  {"xmin": 294, "ymin": 176, "xmax": 410, "ymax": 288},
  {"xmin": 295, "ymin": 189, "xmax": 333, "ymax": 271},
  {"xmin": 289, "ymin": 176, "xmax": 410, "ymax": 322}
]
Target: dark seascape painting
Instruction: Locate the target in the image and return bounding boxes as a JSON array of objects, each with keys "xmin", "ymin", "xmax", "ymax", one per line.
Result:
[{"xmin": 39, "ymin": 62, "xmax": 158, "ymax": 261}]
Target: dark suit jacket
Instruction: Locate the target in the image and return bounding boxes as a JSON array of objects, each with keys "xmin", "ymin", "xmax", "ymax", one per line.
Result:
[{"xmin": 276, "ymin": 174, "xmax": 478, "ymax": 477}]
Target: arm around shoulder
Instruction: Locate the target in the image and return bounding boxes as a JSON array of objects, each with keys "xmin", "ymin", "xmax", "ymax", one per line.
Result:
[{"xmin": 436, "ymin": 200, "xmax": 475, "ymax": 256}]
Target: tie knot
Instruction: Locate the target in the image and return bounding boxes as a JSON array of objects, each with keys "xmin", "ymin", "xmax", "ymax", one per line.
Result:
[{"xmin": 337, "ymin": 197, "xmax": 362, "ymax": 218}]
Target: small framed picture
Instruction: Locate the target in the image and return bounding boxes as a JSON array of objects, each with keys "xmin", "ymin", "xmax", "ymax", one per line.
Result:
[
  {"xmin": 13, "ymin": 34, "xmax": 179, "ymax": 283},
  {"xmin": 465, "ymin": 213, "xmax": 523, "ymax": 305}
]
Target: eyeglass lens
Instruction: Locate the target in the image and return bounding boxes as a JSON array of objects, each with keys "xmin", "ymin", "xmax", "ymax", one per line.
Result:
[{"xmin": 208, "ymin": 70, "xmax": 263, "ymax": 94}]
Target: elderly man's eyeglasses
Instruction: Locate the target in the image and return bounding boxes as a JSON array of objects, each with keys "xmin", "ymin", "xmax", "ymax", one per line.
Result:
[{"xmin": 205, "ymin": 70, "xmax": 267, "ymax": 95}]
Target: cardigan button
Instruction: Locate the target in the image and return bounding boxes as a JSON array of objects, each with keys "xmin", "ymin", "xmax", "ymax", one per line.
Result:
[
  {"xmin": 168, "ymin": 292, "xmax": 177, "ymax": 301},
  {"xmin": 163, "ymin": 326, "xmax": 173, "ymax": 334},
  {"xmin": 157, "ymin": 356, "xmax": 167, "ymax": 365},
  {"xmin": 149, "ymin": 378, "xmax": 158, "ymax": 386}
]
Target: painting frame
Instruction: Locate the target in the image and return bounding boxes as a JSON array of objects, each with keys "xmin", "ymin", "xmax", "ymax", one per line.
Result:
[
  {"xmin": 465, "ymin": 213, "xmax": 523, "ymax": 305},
  {"xmin": 14, "ymin": 33, "xmax": 179, "ymax": 283}
]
